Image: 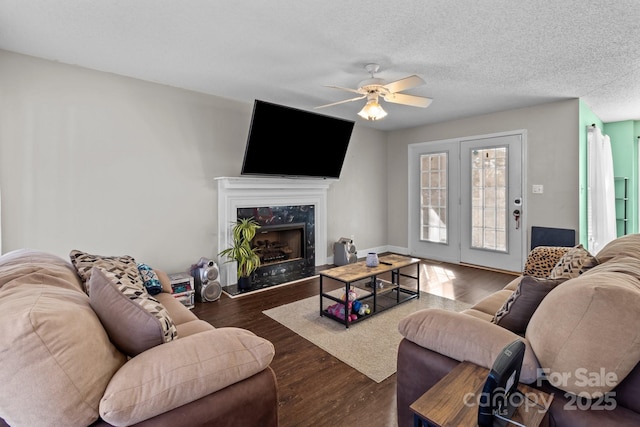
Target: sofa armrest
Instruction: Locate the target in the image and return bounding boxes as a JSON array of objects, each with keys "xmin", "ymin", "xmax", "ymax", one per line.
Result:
[
  {"xmin": 99, "ymin": 327, "xmax": 275, "ymax": 426},
  {"xmin": 398, "ymin": 308, "xmax": 539, "ymax": 383}
]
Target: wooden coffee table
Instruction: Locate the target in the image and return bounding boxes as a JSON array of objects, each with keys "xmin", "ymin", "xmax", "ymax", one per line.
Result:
[{"xmin": 319, "ymin": 254, "xmax": 420, "ymax": 328}]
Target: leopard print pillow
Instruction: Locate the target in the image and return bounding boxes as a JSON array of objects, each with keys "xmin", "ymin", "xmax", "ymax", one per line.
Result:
[{"xmin": 523, "ymin": 246, "xmax": 571, "ymax": 277}]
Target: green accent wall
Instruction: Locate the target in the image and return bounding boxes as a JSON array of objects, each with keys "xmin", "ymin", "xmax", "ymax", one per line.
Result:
[
  {"xmin": 580, "ymin": 99, "xmax": 639, "ymax": 247},
  {"xmin": 604, "ymin": 120, "xmax": 638, "ymax": 236}
]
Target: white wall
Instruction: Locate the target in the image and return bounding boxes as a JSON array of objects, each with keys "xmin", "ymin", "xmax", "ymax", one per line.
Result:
[
  {"xmin": 386, "ymin": 99, "xmax": 580, "ymax": 249},
  {"xmin": 0, "ymin": 50, "xmax": 389, "ymax": 273},
  {"xmin": 327, "ymin": 125, "xmax": 388, "ymax": 254}
]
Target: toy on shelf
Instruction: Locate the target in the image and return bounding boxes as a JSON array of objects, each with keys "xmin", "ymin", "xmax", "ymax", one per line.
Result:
[
  {"xmin": 326, "ymin": 288, "xmax": 370, "ymax": 320},
  {"xmin": 341, "ymin": 288, "xmax": 358, "ymax": 302},
  {"xmin": 352, "ymin": 300, "xmax": 371, "ymax": 316},
  {"xmin": 326, "ymin": 301, "xmax": 358, "ymax": 321}
]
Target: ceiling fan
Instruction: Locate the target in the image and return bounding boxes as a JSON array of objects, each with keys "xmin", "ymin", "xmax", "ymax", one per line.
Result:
[{"xmin": 316, "ymin": 63, "xmax": 433, "ymax": 121}]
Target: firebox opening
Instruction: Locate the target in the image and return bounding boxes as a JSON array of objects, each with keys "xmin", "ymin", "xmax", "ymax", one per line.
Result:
[{"xmin": 252, "ymin": 223, "xmax": 306, "ymax": 267}]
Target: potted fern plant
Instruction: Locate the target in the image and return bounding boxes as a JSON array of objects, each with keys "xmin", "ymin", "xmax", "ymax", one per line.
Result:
[{"xmin": 218, "ymin": 217, "xmax": 261, "ymax": 290}]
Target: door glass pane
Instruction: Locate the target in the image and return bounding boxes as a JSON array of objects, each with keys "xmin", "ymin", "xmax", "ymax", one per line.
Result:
[
  {"xmin": 470, "ymin": 147, "xmax": 507, "ymax": 252},
  {"xmin": 420, "ymin": 153, "xmax": 447, "ymax": 243}
]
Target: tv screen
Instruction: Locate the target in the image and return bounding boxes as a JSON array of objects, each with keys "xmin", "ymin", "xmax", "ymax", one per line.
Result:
[{"xmin": 241, "ymin": 100, "xmax": 354, "ymax": 179}]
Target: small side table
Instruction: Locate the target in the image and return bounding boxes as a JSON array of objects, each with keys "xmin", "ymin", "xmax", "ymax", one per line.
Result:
[{"xmin": 410, "ymin": 361, "xmax": 553, "ymax": 427}]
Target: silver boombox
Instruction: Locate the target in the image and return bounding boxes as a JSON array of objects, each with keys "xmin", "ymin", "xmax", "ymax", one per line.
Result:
[{"xmin": 190, "ymin": 257, "xmax": 222, "ymax": 302}]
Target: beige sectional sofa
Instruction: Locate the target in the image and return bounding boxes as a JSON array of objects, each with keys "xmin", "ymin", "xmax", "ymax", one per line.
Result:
[
  {"xmin": 397, "ymin": 234, "xmax": 640, "ymax": 427},
  {"xmin": 0, "ymin": 249, "xmax": 278, "ymax": 427}
]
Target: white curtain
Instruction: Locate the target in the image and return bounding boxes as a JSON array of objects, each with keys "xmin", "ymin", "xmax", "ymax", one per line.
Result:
[{"xmin": 587, "ymin": 125, "xmax": 617, "ymax": 254}]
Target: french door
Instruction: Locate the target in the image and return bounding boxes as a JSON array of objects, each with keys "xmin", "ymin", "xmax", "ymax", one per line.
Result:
[{"xmin": 408, "ymin": 132, "xmax": 525, "ymax": 272}]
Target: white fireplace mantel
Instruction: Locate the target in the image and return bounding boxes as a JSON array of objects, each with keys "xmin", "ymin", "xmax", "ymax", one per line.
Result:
[{"xmin": 216, "ymin": 176, "xmax": 334, "ymax": 286}]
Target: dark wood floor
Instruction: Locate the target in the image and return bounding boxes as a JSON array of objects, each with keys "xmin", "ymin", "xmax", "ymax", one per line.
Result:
[{"xmin": 192, "ymin": 257, "xmax": 517, "ymax": 427}]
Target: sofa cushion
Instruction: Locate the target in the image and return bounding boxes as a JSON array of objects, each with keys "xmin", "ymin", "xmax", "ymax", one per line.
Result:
[
  {"xmin": 581, "ymin": 256, "xmax": 640, "ymax": 281},
  {"xmin": 548, "ymin": 244, "xmax": 597, "ymax": 279},
  {"xmin": 492, "ymin": 276, "xmax": 565, "ymax": 334},
  {"xmin": 468, "ymin": 289, "xmax": 514, "ymax": 317},
  {"xmin": 176, "ymin": 318, "xmax": 217, "ymax": 337},
  {"xmin": 154, "ymin": 292, "xmax": 200, "ymax": 326},
  {"xmin": 100, "ymin": 327, "xmax": 275, "ymax": 426},
  {"xmin": 595, "ymin": 233, "xmax": 640, "ymax": 263},
  {"xmin": 0, "ymin": 248, "xmax": 85, "ymax": 292},
  {"xmin": 70, "ymin": 249, "xmax": 139, "ymax": 295},
  {"xmin": 523, "ymin": 246, "xmax": 570, "ymax": 277},
  {"xmin": 503, "ymin": 276, "xmax": 522, "ymax": 292},
  {"xmin": 155, "ymin": 269, "xmax": 175, "ymax": 294},
  {"xmin": 89, "ymin": 266, "xmax": 178, "ymax": 357},
  {"xmin": 398, "ymin": 308, "xmax": 540, "ymax": 384},
  {"xmin": 0, "ymin": 281, "xmax": 126, "ymax": 426},
  {"xmin": 527, "ymin": 271, "xmax": 640, "ymax": 397}
]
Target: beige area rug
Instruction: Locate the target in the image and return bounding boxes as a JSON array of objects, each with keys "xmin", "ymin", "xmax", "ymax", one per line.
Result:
[{"xmin": 263, "ymin": 291, "xmax": 470, "ymax": 383}]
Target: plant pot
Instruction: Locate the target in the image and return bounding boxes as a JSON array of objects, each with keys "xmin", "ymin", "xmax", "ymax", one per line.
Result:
[{"xmin": 237, "ymin": 276, "xmax": 252, "ymax": 291}]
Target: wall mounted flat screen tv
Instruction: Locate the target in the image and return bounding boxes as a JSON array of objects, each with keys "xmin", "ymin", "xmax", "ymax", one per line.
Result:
[{"xmin": 241, "ymin": 100, "xmax": 355, "ymax": 179}]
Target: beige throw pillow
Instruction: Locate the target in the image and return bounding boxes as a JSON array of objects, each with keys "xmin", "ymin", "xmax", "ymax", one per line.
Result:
[{"xmin": 89, "ymin": 266, "xmax": 178, "ymax": 357}]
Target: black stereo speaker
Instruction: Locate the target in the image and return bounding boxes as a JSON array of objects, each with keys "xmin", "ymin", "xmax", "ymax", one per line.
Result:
[{"xmin": 190, "ymin": 257, "xmax": 222, "ymax": 302}]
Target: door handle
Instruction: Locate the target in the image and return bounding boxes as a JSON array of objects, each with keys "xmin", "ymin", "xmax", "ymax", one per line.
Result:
[{"xmin": 513, "ymin": 209, "xmax": 521, "ymax": 230}]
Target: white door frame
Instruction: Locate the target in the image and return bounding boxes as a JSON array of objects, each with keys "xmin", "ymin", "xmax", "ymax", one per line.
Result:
[{"xmin": 408, "ymin": 130, "xmax": 528, "ymax": 272}]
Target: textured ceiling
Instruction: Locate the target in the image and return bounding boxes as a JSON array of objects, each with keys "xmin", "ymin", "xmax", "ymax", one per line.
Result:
[{"xmin": 1, "ymin": 1, "xmax": 640, "ymax": 131}]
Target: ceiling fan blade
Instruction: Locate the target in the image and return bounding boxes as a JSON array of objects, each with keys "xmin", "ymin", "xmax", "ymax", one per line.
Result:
[
  {"xmin": 315, "ymin": 95, "xmax": 366, "ymax": 109},
  {"xmin": 382, "ymin": 75, "xmax": 426, "ymax": 93},
  {"xmin": 325, "ymin": 85, "xmax": 363, "ymax": 95},
  {"xmin": 383, "ymin": 92, "xmax": 433, "ymax": 108}
]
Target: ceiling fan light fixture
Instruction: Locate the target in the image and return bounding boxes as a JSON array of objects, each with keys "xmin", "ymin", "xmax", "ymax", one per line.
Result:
[
  {"xmin": 316, "ymin": 63, "xmax": 430, "ymax": 120},
  {"xmin": 358, "ymin": 97, "xmax": 387, "ymax": 121}
]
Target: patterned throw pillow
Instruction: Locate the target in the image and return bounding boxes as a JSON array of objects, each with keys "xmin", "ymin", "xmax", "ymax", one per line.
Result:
[
  {"xmin": 548, "ymin": 244, "xmax": 598, "ymax": 279},
  {"xmin": 522, "ymin": 246, "xmax": 570, "ymax": 277},
  {"xmin": 137, "ymin": 263, "xmax": 162, "ymax": 295},
  {"xmin": 492, "ymin": 276, "xmax": 566, "ymax": 334},
  {"xmin": 88, "ymin": 266, "xmax": 177, "ymax": 357},
  {"xmin": 69, "ymin": 250, "xmax": 140, "ymax": 295}
]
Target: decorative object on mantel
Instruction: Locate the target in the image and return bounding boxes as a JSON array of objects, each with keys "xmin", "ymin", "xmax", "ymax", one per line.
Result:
[
  {"xmin": 366, "ymin": 252, "xmax": 379, "ymax": 267},
  {"xmin": 218, "ymin": 217, "xmax": 261, "ymax": 291}
]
